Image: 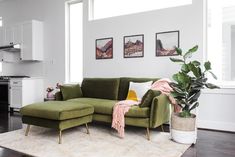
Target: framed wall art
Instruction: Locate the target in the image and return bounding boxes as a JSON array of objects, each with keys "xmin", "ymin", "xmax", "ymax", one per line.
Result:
[
  {"xmin": 124, "ymin": 34, "xmax": 144, "ymax": 58},
  {"xmin": 96, "ymin": 37, "xmax": 113, "ymax": 59},
  {"xmin": 156, "ymin": 31, "xmax": 179, "ymax": 57}
]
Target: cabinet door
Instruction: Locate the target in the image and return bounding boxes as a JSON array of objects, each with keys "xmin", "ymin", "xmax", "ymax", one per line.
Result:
[
  {"xmin": 13, "ymin": 25, "xmax": 22, "ymax": 44},
  {"xmin": 21, "ymin": 22, "xmax": 32, "ymax": 60},
  {"xmin": 5, "ymin": 27, "xmax": 13, "ymax": 45},
  {"xmin": 0, "ymin": 28, "xmax": 5, "ymax": 46},
  {"xmin": 10, "ymin": 87, "xmax": 22, "ymax": 109},
  {"xmin": 0, "ymin": 51, "xmax": 20, "ymax": 62}
]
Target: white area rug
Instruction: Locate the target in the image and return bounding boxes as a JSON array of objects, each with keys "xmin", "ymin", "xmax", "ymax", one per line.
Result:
[{"xmin": 0, "ymin": 124, "xmax": 190, "ymax": 157}]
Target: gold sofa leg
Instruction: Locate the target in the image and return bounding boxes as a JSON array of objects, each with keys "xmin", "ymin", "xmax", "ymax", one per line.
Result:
[
  {"xmin": 85, "ymin": 123, "xmax": 90, "ymax": 134},
  {"xmin": 161, "ymin": 125, "xmax": 165, "ymax": 132},
  {"xmin": 25, "ymin": 125, "xmax": 30, "ymax": 136},
  {"xmin": 146, "ymin": 127, "xmax": 150, "ymax": 141},
  {"xmin": 59, "ymin": 130, "xmax": 62, "ymax": 144}
]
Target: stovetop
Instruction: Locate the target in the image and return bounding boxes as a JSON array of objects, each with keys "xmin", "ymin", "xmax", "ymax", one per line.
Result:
[{"xmin": 0, "ymin": 76, "xmax": 30, "ymax": 80}]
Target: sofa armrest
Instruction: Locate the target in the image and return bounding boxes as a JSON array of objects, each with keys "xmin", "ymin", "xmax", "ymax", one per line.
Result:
[
  {"xmin": 55, "ymin": 91, "xmax": 63, "ymax": 101},
  {"xmin": 149, "ymin": 94, "xmax": 171, "ymax": 128}
]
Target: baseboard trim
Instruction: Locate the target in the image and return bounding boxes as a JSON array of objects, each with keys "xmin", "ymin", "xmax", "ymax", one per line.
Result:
[{"xmin": 197, "ymin": 120, "xmax": 235, "ymax": 132}]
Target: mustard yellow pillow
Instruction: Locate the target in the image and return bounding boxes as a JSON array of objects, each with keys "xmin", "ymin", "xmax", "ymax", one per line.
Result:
[{"xmin": 126, "ymin": 81, "xmax": 153, "ymax": 101}]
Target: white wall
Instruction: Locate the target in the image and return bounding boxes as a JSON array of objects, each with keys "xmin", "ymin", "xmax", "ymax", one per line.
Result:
[
  {"xmin": 232, "ymin": 30, "xmax": 235, "ymax": 80},
  {"xmin": 198, "ymin": 89, "xmax": 235, "ymax": 132},
  {"xmin": 0, "ymin": 0, "xmax": 66, "ymax": 89},
  {"xmin": 83, "ymin": 0, "xmax": 203, "ymax": 78}
]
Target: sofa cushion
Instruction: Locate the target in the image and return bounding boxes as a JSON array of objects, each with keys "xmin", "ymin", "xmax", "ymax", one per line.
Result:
[
  {"xmin": 69, "ymin": 98, "xmax": 150, "ymax": 118},
  {"xmin": 140, "ymin": 90, "xmax": 161, "ymax": 107},
  {"xmin": 118, "ymin": 77, "xmax": 159, "ymax": 100},
  {"xmin": 81, "ymin": 78, "xmax": 120, "ymax": 100},
  {"xmin": 20, "ymin": 101, "xmax": 94, "ymax": 120},
  {"xmin": 60, "ymin": 84, "xmax": 83, "ymax": 100},
  {"xmin": 126, "ymin": 81, "xmax": 152, "ymax": 101},
  {"xmin": 55, "ymin": 91, "xmax": 63, "ymax": 101}
]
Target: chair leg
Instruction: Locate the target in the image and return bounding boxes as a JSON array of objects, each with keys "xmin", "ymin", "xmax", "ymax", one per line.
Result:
[
  {"xmin": 59, "ymin": 130, "xmax": 62, "ymax": 144},
  {"xmin": 146, "ymin": 127, "xmax": 150, "ymax": 141},
  {"xmin": 161, "ymin": 125, "xmax": 165, "ymax": 132},
  {"xmin": 85, "ymin": 123, "xmax": 90, "ymax": 134},
  {"xmin": 25, "ymin": 125, "xmax": 30, "ymax": 136}
]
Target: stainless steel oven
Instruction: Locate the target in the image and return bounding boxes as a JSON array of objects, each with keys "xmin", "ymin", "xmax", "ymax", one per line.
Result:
[{"xmin": 0, "ymin": 81, "xmax": 10, "ymax": 111}]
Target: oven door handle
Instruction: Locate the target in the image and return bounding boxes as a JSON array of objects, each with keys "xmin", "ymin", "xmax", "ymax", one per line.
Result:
[{"xmin": 0, "ymin": 82, "xmax": 9, "ymax": 85}]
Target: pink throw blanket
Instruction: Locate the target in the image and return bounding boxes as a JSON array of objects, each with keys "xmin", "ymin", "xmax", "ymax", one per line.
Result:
[
  {"xmin": 151, "ymin": 78, "xmax": 180, "ymax": 112},
  {"xmin": 112, "ymin": 100, "xmax": 140, "ymax": 138}
]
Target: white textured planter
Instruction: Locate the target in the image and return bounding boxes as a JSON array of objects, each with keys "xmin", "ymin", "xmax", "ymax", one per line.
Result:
[
  {"xmin": 171, "ymin": 129, "xmax": 196, "ymax": 144},
  {"xmin": 171, "ymin": 113, "xmax": 197, "ymax": 144}
]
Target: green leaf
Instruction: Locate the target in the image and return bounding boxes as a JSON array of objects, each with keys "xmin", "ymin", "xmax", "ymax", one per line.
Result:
[
  {"xmin": 188, "ymin": 45, "xmax": 199, "ymax": 52},
  {"xmin": 208, "ymin": 71, "xmax": 217, "ymax": 79},
  {"xmin": 204, "ymin": 61, "xmax": 211, "ymax": 71},
  {"xmin": 205, "ymin": 83, "xmax": 220, "ymax": 89},
  {"xmin": 171, "ymin": 91, "xmax": 184, "ymax": 98},
  {"xmin": 179, "ymin": 111, "xmax": 191, "ymax": 118},
  {"xmin": 170, "ymin": 58, "xmax": 184, "ymax": 63},
  {"xmin": 172, "ymin": 73, "xmax": 179, "ymax": 82},
  {"xmin": 177, "ymin": 73, "xmax": 190, "ymax": 89},
  {"xmin": 188, "ymin": 89, "xmax": 200, "ymax": 99},
  {"xmin": 181, "ymin": 64, "xmax": 189, "ymax": 73},
  {"xmin": 189, "ymin": 90, "xmax": 201, "ymax": 102},
  {"xmin": 198, "ymin": 77, "xmax": 208, "ymax": 83},
  {"xmin": 177, "ymin": 73, "xmax": 188, "ymax": 83},
  {"xmin": 188, "ymin": 63, "xmax": 200, "ymax": 78},
  {"xmin": 184, "ymin": 45, "xmax": 198, "ymax": 59},
  {"xmin": 189, "ymin": 102, "xmax": 199, "ymax": 111},
  {"xmin": 192, "ymin": 60, "xmax": 200, "ymax": 66},
  {"xmin": 198, "ymin": 67, "xmax": 202, "ymax": 76},
  {"xmin": 173, "ymin": 87, "xmax": 186, "ymax": 95},
  {"xmin": 175, "ymin": 47, "xmax": 182, "ymax": 55}
]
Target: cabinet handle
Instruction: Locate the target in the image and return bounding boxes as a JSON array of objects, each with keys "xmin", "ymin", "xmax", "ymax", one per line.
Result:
[
  {"xmin": 1, "ymin": 59, "xmax": 3, "ymax": 61},
  {"xmin": 20, "ymin": 58, "xmax": 22, "ymax": 60},
  {"xmin": 13, "ymin": 82, "xmax": 18, "ymax": 84}
]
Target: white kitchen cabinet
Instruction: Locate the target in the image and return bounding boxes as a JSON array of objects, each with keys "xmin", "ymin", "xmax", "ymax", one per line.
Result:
[
  {"xmin": 0, "ymin": 27, "xmax": 5, "ymax": 46},
  {"xmin": 0, "ymin": 51, "xmax": 20, "ymax": 62},
  {"xmin": 3, "ymin": 25, "xmax": 22, "ymax": 45},
  {"xmin": 9, "ymin": 78, "xmax": 44, "ymax": 109},
  {"xmin": 21, "ymin": 20, "xmax": 43, "ymax": 61},
  {"xmin": 10, "ymin": 87, "xmax": 22, "ymax": 108},
  {"xmin": 0, "ymin": 26, "xmax": 21, "ymax": 62},
  {"xmin": 5, "ymin": 27, "xmax": 13, "ymax": 45},
  {"xmin": 13, "ymin": 25, "xmax": 22, "ymax": 44}
]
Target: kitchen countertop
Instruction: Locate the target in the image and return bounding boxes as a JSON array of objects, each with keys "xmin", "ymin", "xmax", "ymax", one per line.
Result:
[{"xmin": 9, "ymin": 77, "xmax": 44, "ymax": 80}]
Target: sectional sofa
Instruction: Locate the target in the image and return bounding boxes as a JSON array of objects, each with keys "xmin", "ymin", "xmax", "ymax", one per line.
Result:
[{"xmin": 20, "ymin": 77, "xmax": 171, "ymax": 143}]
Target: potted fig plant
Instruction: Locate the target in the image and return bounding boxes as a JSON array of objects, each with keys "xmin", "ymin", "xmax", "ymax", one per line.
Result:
[{"xmin": 169, "ymin": 45, "xmax": 219, "ymax": 144}]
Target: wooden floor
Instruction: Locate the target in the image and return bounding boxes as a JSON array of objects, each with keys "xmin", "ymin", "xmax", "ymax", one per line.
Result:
[{"xmin": 0, "ymin": 111, "xmax": 235, "ymax": 157}]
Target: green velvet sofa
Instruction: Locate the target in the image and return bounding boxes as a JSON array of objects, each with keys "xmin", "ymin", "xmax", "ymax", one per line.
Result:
[
  {"xmin": 21, "ymin": 77, "xmax": 171, "ymax": 143},
  {"xmin": 56, "ymin": 77, "xmax": 171, "ymax": 138}
]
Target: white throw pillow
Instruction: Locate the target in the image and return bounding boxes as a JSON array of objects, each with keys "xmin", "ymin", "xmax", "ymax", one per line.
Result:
[{"xmin": 126, "ymin": 81, "xmax": 153, "ymax": 101}]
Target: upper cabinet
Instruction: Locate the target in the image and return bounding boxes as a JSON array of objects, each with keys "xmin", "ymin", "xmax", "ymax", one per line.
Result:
[
  {"xmin": 0, "ymin": 27, "xmax": 5, "ymax": 46},
  {"xmin": 1, "ymin": 25, "xmax": 22, "ymax": 46},
  {"xmin": 0, "ymin": 20, "xmax": 43, "ymax": 61},
  {"xmin": 0, "ymin": 26, "xmax": 21, "ymax": 62},
  {"xmin": 13, "ymin": 24, "xmax": 22, "ymax": 44},
  {"xmin": 21, "ymin": 20, "xmax": 43, "ymax": 61}
]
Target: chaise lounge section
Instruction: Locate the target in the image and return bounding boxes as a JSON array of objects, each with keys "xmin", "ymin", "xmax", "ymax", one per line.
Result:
[{"xmin": 20, "ymin": 101, "xmax": 94, "ymax": 144}]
